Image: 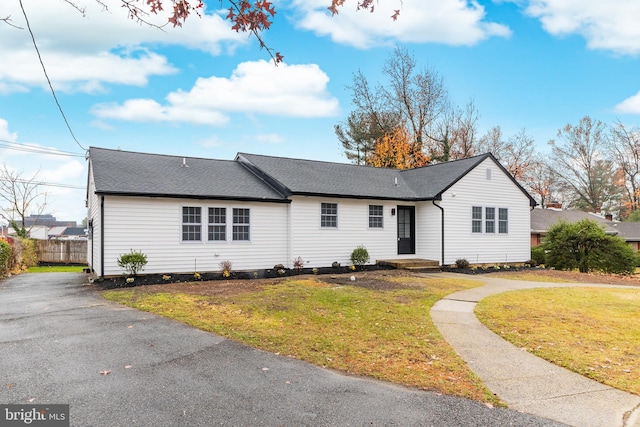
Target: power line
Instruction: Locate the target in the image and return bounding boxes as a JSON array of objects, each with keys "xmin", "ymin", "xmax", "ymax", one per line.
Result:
[
  {"xmin": 0, "ymin": 178, "xmax": 84, "ymax": 190},
  {"xmin": 18, "ymin": 0, "xmax": 87, "ymax": 153},
  {"xmin": 0, "ymin": 140, "xmax": 85, "ymax": 157}
]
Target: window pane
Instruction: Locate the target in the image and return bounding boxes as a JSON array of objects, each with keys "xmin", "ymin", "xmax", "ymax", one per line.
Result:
[
  {"xmin": 182, "ymin": 207, "xmax": 201, "ymax": 241},
  {"xmin": 232, "ymin": 208, "xmax": 250, "ymax": 240},
  {"xmin": 485, "ymin": 207, "xmax": 495, "ymax": 233},
  {"xmin": 472, "ymin": 206, "xmax": 482, "ymax": 233},
  {"xmin": 369, "ymin": 205, "xmax": 383, "ymax": 228},
  {"xmin": 499, "ymin": 208, "xmax": 508, "ymax": 233},
  {"xmin": 321, "ymin": 203, "xmax": 338, "ymax": 228}
]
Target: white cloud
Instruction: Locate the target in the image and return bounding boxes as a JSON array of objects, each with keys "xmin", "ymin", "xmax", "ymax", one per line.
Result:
[
  {"xmin": 290, "ymin": 0, "xmax": 511, "ymax": 48},
  {"xmin": 0, "ymin": 118, "xmax": 18, "ymax": 141},
  {"xmin": 615, "ymin": 91, "xmax": 640, "ymax": 114},
  {"xmin": 0, "ymin": 0, "xmax": 245, "ymax": 93},
  {"xmin": 91, "ymin": 60, "xmax": 340, "ymax": 124},
  {"xmin": 526, "ymin": 0, "xmax": 640, "ymax": 55}
]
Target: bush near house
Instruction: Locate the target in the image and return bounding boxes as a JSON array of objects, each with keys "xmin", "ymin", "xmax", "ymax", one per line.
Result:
[
  {"xmin": 350, "ymin": 245, "xmax": 370, "ymax": 266},
  {"xmin": 117, "ymin": 250, "xmax": 148, "ymax": 276},
  {"xmin": 542, "ymin": 219, "xmax": 638, "ymax": 274},
  {"xmin": 0, "ymin": 240, "xmax": 12, "ymax": 276}
]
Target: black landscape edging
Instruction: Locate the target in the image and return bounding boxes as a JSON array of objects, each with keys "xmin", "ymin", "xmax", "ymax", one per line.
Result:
[{"xmin": 94, "ymin": 264, "xmax": 393, "ymax": 289}]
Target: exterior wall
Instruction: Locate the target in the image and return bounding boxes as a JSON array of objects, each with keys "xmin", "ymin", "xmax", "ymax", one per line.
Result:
[
  {"xmin": 438, "ymin": 158, "xmax": 532, "ymax": 265},
  {"xmin": 289, "ymin": 196, "xmax": 411, "ymax": 268},
  {"xmin": 415, "ymin": 201, "xmax": 442, "ymax": 263},
  {"xmin": 86, "ymin": 171, "xmax": 102, "ymax": 275},
  {"xmin": 99, "ymin": 196, "xmax": 289, "ymax": 276}
]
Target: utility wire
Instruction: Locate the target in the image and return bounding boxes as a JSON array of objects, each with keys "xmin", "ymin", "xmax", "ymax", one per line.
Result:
[
  {"xmin": 18, "ymin": 0, "xmax": 88, "ymax": 152},
  {"xmin": 0, "ymin": 178, "xmax": 84, "ymax": 190},
  {"xmin": 0, "ymin": 140, "xmax": 85, "ymax": 157}
]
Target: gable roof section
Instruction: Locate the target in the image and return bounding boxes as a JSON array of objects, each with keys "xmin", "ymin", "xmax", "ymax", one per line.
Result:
[
  {"xmin": 237, "ymin": 152, "xmax": 535, "ymax": 202},
  {"xmin": 89, "ymin": 147, "xmax": 288, "ymax": 203}
]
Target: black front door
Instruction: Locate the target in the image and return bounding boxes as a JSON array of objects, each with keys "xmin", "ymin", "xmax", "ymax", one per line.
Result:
[{"xmin": 397, "ymin": 206, "xmax": 415, "ymax": 255}]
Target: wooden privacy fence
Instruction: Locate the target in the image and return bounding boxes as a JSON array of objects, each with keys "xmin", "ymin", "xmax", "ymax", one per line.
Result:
[{"xmin": 37, "ymin": 240, "xmax": 87, "ymax": 265}]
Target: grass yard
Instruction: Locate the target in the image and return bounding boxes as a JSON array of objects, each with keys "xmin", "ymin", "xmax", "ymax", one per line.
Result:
[
  {"xmin": 476, "ymin": 287, "xmax": 640, "ymax": 396},
  {"xmin": 28, "ymin": 265, "xmax": 87, "ymax": 273},
  {"xmin": 103, "ymin": 273, "xmax": 500, "ymax": 403}
]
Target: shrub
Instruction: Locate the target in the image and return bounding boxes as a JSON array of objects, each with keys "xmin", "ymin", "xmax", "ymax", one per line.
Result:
[
  {"xmin": 0, "ymin": 240, "xmax": 12, "ymax": 275},
  {"xmin": 350, "ymin": 245, "xmax": 370, "ymax": 266},
  {"xmin": 219, "ymin": 260, "xmax": 233, "ymax": 277},
  {"xmin": 455, "ymin": 258, "xmax": 470, "ymax": 269},
  {"xmin": 14, "ymin": 237, "xmax": 38, "ymax": 270},
  {"xmin": 293, "ymin": 256, "xmax": 304, "ymax": 271},
  {"xmin": 542, "ymin": 219, "xmax": 637, "ymax": 274},
  {"xmin": 531, "ymin": 246, "xmax": 546, "ymax": 266},
  {"xmin": 117, "ymin": 250, "xmax": 148, "ymax": 276}
]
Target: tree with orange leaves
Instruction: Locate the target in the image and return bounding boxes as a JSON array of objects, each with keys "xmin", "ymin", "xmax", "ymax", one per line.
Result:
[{"xmin": 367, "ymin": 126, "xmax": 429, "ymax": 170}]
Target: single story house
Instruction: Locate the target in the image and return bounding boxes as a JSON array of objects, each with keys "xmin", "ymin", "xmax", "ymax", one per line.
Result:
[
  {"xmin": 530, "ymin": 208, "xmax": 640, "ymax": 251},
  {"xmin": 86, "ymin": 147, "xmax": 537, "ymax": 278},
  {"xmin": 530, "ymin": 209, "xmax": 618, "ymax": 247}
]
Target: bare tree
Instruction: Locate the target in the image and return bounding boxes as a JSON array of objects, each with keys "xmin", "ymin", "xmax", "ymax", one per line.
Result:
[
  {"xmin": 549, "ymin": 116, "xmax": 622, "ymax": 213},
  {"xmin": 607, "ymin": 120, "xmax": 640, "ymax": 217},
  {"xmin": 0, "ymin": 164, "xmax": 48, "ymax": 237},
  {"xmin": 477, "ymin": 127, "xmax": 535, "ymax": 180},
  {"xmin": 521, "ymin": 156, "xmax": 562, "ymax": 208},
  {"xmin": 344, "ymin": 46, "xmax": 476, "ymax": 165}
]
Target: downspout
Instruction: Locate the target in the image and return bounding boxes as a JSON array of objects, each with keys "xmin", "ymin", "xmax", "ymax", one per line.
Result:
[
  {"xmin": 100, "ymin": 195, "xmax": 105, "ymax": 279},
  {"xmin": 432, "ymin": 200, "xmax": 444, "ymax": 266}
]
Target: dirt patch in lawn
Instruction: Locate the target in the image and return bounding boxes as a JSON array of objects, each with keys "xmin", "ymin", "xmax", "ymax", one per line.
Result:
[{"xmin": 125, "ymin": 269, "xmax": 421, "ymax": 296}]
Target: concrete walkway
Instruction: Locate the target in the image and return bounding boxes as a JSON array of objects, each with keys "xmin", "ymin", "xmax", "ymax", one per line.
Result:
[{"xmin": 430, "ymin": 272, "xmax": 640, "ymax": 427}]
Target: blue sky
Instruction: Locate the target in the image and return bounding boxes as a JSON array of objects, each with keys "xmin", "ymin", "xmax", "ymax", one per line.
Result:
[{"xmin": 1, "ymin": 0, "xmax": 640, "ymax": 223}]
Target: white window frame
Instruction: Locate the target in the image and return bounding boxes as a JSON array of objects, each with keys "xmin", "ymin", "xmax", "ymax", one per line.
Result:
[
  {"xmin": 471, "ymin": 206, "xmax": 482, "ymax": 233},
  {"xmin": 498, "ymin": 208, "xmax": 509, "ymax": 234},
  {"xmin": 232, "ymin": 208, "xmax": 251, "ymax": 241},
  {"xmin": 369, "ymin": 205, "xmax": 384, "ymax": 229},
  {"xmin": 181, "ymin": 206, "xmax": 202, "ymax": 242},
  {"xmin": 471, "ymin": 206, "xmax": 508, "ymax": 235},
  {"xmin": 321, "ymin": 202, "xmax": 338, "ymax": 228},
  {"xmin": 208, "ymin": 207, "xmax": 227, "ymax": 242}
]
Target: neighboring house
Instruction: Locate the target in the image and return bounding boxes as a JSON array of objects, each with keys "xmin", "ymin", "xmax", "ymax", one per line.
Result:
[
  {"xmin": 86, "ymin": 147, "xmax": 537, "ymax": 278},
  {"xmin": 47, "ymin": 226, "xmax": 87, "ymax": 240},
  {"xmin": 611, "ymin": 222, "xmax": 640, "ymax": 252},
  {"xmin": 530, "ymin": 208, "xmax": 640, "ymax": 252}
]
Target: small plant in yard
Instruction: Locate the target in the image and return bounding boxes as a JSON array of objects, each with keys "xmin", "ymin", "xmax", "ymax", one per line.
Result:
[
  {"xmin": 350, "ymin": 245, "xmax": 370, "ymax": 266},
  {"xmin": 312, "ymin": 268, "xmax": 319, "ymax": 274},
  {"xmin": 219, "ymin": 260, "xmax": 232, "ymax": 278},
  {"xmin": 350, "ymin": 265, "xmax": 356, "ymax": 271},
  {"xmin": 278, "ymin": 269, "xmax": 286, "ymax": 275},
  {"xmin": 193, "ymin": 272, "xmax": 201, "ymax": 280},
  {"xmin": 455, "ymin": 258, "xmax": 470, "ymax": 269},
  {"xmin": 162, "ymin": 275, "xmax": 171, "ymax": 281},
  {"xmin": 117, "ymin": 250, "xmax": 148, "ymax": 276},
  {"xmin": 126, "ymin": 277, "xmax": 135, "ymax": 284},
  {"xmin": 293, "ymin": 256, "xmax": 304, "ymax": 271}
]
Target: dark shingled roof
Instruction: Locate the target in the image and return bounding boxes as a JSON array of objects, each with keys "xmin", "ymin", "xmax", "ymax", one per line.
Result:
[
  {"xmin": 236, "ymin": 152, "xmax": 519, "ymax": 201},
  {"xmin": 530, "ymin": 209, "xmax": 618, "ymax": 234},
  {"xmin": 89, "ymin": 147, "xmax": 535, "ymax": 205},
  {"xmin": 89, "ymin": 147, "xmax": 287, "ymax": 202},
  {"xmin": 611, "ymin": 222, "xmax": 640, "ymax": 241}
]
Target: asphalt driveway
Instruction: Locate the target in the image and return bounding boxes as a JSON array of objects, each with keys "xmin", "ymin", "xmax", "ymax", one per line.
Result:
[{"xmin": 0, "ymin": 273, "xmax": 564, "ymax": 426}]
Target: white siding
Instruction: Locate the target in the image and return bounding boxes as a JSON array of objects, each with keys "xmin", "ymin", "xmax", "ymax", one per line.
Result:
[
  {"xmin": 86, "ymin": 170, "xmax": 101, "ymax": 275},
  {"xmin": 100, "ymin": 196, "xmax": 289, "ymax": 276},
  {"xmin": 415, "ymin": 201, "xmax": 442, "ymax": 262},
  {"xmin": 289, "ymin": 196, "xmax": 416, "ymax": 267},
  {"xmin": 438, "ymin": 158, "xmax": 531, "ymax": 265}
]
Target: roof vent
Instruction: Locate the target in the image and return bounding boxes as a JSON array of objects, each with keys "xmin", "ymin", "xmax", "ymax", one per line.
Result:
[
  {"xmin": 394, "ymin": 176, "xmax": 398, "ymax": 186},
  {"xmin": 182, "ymin": 158, "xmax": 189, "ymax": 168}
]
